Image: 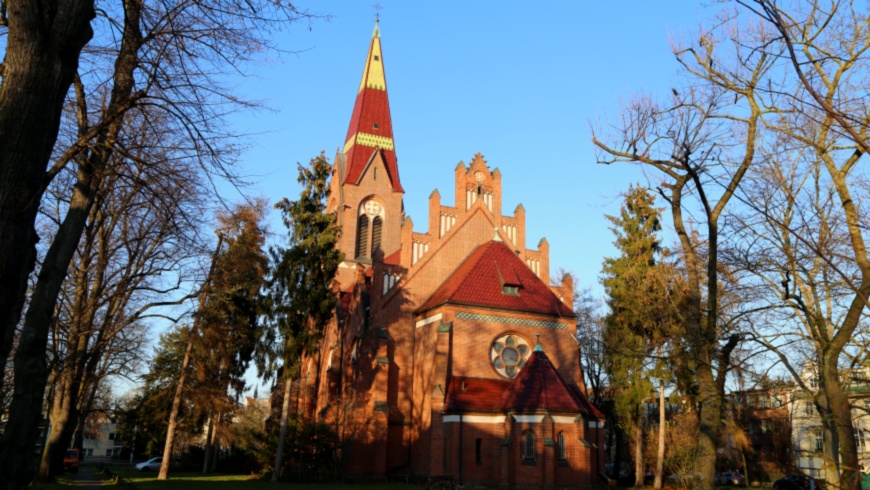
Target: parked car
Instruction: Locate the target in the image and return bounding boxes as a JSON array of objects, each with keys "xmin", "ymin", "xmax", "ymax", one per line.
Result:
[
  {"xmin": 63, "ymin": 448, "xmax": 79, "ymax": 474},
  {"xmin": 715, "ymin": 472, "xmax": 747, "ymax": 486},
  {"xmin": 135, "ymin": 457, "xmax": 163, "ymax": 472},
  {"xmin": 774, "ymin": 474, "xmax": 811, "ymax": 490}
]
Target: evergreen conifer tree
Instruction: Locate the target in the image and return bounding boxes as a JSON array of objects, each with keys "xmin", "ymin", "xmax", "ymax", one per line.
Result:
[
  {"xmin": 602, "ymin": 185, "xmax": 674, "ymax": 487},
  {"xmin": 197, "ymin": 201, "xmax": 269, "ymax": 472},
  {"xmin": 260, "ymin": 153, "xmax": 342, "ymax": 481}
]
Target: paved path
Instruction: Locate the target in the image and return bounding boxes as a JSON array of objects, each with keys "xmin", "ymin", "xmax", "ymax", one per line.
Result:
[{"xmin": 61, "ymin": 466, "xmax": 118, "ymax": 489}]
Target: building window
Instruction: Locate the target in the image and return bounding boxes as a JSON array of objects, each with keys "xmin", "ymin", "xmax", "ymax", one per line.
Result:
[
  {"xmin": 502, "ymin": 285, "xmax": 519, "ymax": 295},
  {"xmin": 856, "ymin": 428, "xmax": 866, "ymax": 452},
  {"xmin": 371, "ymin": 216, "xmax": 383, "ymax": 252},
  {"xmin": 82, "ymin": 448, "xmax": 93, "ymax": 457},
  {"xmin": 810, "ymin": 377, "xmax": 819, "ymax": 389},
  {"xmin": 108, "ymin": 433, "xmax": 118, "ymax": 441},
  {"xmin": 356, "ymin": 214, "xmax": 369, "ymax": 259},
  {"xmin": 557, "ymin": 432, "xmax": 567, "ymax": 461},
  {"xmin": 523, "ymin": 431, "xmax": 535, "ymax": 463},
  {"xmin": 815, "ymin": 431, "xmax": 824, "ymax": 452},
  {"xmin": 106, "ymin": 448, "xmax": 120, "ymax": 457},
  {"xmin": 773, "ymin": 394, "xmax": 784, "ymax": 408},
  {"xmin": 760, "ymin": 395, "xmax": 770, "ymax": 409},
  {"xmin": 374, "ymin": 55, "xmax": 379, "ymax": 61},
  {"xmin": 490, "ymin": 333, "xmax": 531, "ymax": 379},
  {"xmin": 748, "ymin": 420, "xmax": 758, "ymax": 435},
  {"xmin": 373, "ymin": 122, "xmax": 379, "ymax": 129},
  {"xmin": 475, "ymin": 438, "xmax": 482, "ymax": 465},
  {"xmin": 805, "ymin": 402, "xmax": 814, "ymax": 416}
]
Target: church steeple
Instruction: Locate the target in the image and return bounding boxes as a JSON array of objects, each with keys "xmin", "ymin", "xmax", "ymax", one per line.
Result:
[{"xmin": 342, "ymin": 21, "xmax": 403, "ymax": 192}]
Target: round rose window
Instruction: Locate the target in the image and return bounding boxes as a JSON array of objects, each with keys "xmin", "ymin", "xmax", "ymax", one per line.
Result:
[{"xmin": 491, "ymin": 334, "xmax": 531, "ymax": 378}]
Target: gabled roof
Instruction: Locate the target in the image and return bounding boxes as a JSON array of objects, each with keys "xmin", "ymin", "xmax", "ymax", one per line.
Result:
[
  {"xmin": 342, "ymin": 22, "xmax": 403, "ymax": 192},
  {"xmin": 443, "ymin": 349, "xmax": 604, "ymax": 418},
  {"xmin": 416, "ymin": 240, "xmax": 575, "ymax": 317},
  {"xmin": 495, "ymin": 349, "xmax": 600, "ymax": 416}
]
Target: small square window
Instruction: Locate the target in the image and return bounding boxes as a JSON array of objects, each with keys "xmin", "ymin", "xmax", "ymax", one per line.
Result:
[
  {"xmin": 503, "ymin": 285, "xmax": 519, "ymax": 295},
  {"xmin": 373, "ymin": 123, "xmax": 379, "ymax": 129},
  {"xmin": 374, "ymin": 55, "xmax": 379, "ymax": 61}
]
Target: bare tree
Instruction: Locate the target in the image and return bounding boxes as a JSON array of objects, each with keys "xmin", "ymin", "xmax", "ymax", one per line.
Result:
[
  {"xmin": 0, "ymin": 1, "xmax": 316, "ymax": 487},
  {"xmin": 727, "ymin": 131, "xmax": 869, "ymax": 490},
  {"xmin": 36, "ymin": 107, "xmax": 209, "ymax": 479},
  {"xmin": 592, "ymin": 14, "xmax": 776, "ymax": 490},
  {"xmin": 732, "ymin": 3, "xmax": 870, "ymax": 489}
]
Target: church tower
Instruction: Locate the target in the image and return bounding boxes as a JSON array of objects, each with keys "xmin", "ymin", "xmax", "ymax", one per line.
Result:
[
  {"xmin": 304, "ymin": 20, "xmax": 605, "ymax": 487},
  {"xmin": 330, "ymin": 21, "xmax": 404, "ymax": 289}
]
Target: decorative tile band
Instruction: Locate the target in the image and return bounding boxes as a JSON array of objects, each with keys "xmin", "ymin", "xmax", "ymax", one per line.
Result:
[
  {"xmin": 356, "ymin": 132, "xmax": 394, "ymax": 150},
  {"xmin": 456, "ymin": 311, "xmax": 568, "ymax": 330},
  {"xmin": 343, "ymin": 133, "xmax": 395, "ymax": 155}
]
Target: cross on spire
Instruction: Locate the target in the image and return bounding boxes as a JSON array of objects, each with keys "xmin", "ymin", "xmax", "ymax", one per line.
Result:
[{"xmin": 373, "ymin": 2, "xmax": 382, "ymax": 23}]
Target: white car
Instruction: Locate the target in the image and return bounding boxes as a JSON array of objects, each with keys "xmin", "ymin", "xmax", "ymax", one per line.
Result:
[{"xmin": 135, "ymin": 457, "xmax": 163, "ymax": 471}]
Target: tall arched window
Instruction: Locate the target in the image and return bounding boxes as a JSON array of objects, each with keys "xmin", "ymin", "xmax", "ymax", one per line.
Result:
[
  {"xmin": 523, "ymin": 431, "xmax": 535, "ymax": 463},
  {"xmin": 355, "ymin": 215, "xmax": 369, "ymax": 259},
  {"xmin": 557, "ymin": 432, "xmax": 567, "ymax": 461},
  {"xmin": 371, "ymin": 216, "xmax": 383, "ymax": 252}
]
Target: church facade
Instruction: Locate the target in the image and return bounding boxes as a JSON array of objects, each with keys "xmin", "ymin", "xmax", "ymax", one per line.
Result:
[{"xmin": 295, "ymin": 22, "xmax": 605, "ymax": 489}]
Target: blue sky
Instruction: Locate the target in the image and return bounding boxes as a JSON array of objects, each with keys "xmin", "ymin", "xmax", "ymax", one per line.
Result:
[{"xmin": 229, "ymin": 1, "xmax": 720, "ymax": 297}]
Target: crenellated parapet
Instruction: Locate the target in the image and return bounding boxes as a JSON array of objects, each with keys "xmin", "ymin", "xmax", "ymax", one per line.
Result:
[{"xmin": 396, "ymin": 152, "xmax": 551, "ymax": 283}]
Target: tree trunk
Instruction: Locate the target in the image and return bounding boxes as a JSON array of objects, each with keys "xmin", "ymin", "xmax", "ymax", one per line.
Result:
[
  {"xmin": 614, "ymin": 421, "xmax": 623, "ymax": 481},
  {"xmin": 822, "ymin": 356, "xmax": 857, "ymax": 490},
  {"xmin": 272, "ymin": 375, "xmax": 293, "ymax": 483},
  {"xmin": 0, "ymin": 0, "xmax": 95, "ymax": 396},
  {"xmin": 634, "ymin": 410, "xmax": 644, "ymax": 488},
  {"xmin": 821, "ymin": 407, "xmax": 841, "ymax": 490},
  {"xmin": 654, "ymin": 380, "xmax": 665, "ymax": 489},
  {"xmin": 202, "ymin": 413, "xmax": 214, "ymax": 474},
  {"xmin": 695, "ymin": 363, "xmax": 721, "ymax": 490},
  {"xmin": 158, "ymin": 332, "xmax": 195, "ymax": 481},
  {"xmin": 38, "ymin": 372, "xmax": 75, "ymax": 480},
  {"xmin": 209, "ymin": 417, "xmax": 220, "ymax": 473},
  {"xmin": 158, "ymin": 236, "xmax": 222, "ymax": 480}
]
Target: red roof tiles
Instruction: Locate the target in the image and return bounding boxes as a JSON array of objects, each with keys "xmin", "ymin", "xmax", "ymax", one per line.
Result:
[
  {"xmin": 444, "ymin": 376, "xmax": 511, "ymax": 412},
  {"xmin": 495, "ymin": 349, "xmax": 597, "ymax": 416},
  {"xmin": 416, "ymin": 241, "xmax": 575, "ymax": 317},
  {"xmin": 443, "ymin": 350, "xmax": 603, "ymax": 418},
  {"xmin": 384, "ymin": 248, "xmax": 401, "ymax": 265}
]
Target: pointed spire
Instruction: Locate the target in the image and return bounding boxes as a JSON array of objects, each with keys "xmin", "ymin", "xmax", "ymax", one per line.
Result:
[{"xmin": 342, "ymin": 21, "xmax": 403, "ymax": 192}]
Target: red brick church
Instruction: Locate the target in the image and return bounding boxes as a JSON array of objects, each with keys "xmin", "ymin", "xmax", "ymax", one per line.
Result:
[{"xmin": 296, "ymin": 21, "xmax": 605, "ymax": 489}]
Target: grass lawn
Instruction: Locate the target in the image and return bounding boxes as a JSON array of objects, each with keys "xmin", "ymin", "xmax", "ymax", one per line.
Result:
[{"xmin": 111, "ymin": 468, "xmax": 425, "ymax": 490}]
